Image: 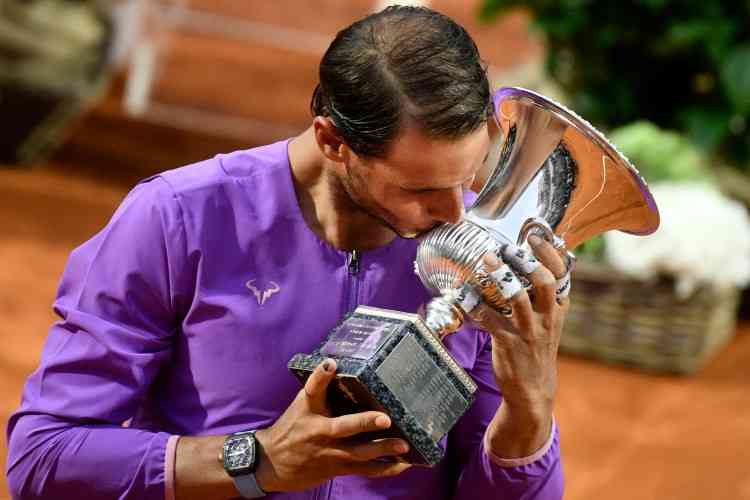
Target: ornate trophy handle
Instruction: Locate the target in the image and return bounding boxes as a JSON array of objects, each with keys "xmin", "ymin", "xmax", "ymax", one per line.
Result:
[{"xmin": 518, "ymin": 217, "xmax": 577, "ymax": 272}]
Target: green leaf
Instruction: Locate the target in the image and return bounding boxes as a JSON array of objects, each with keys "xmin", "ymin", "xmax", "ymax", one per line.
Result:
[
  {"xmin": 666, "ymin": 19, "xmax": 730, "ymax": 44},
  {"xmin": 609, "ymin": 122, "xmax": 711, "ymax": 183},
  {"xmin": 576, "ymin": 235, "xmax": 606, "ymax": 262},
  {"xmin": 478, "ymin": 0, "xmax": 521, "ymax": 22},
  {"xmin": 635, "ymin": 0, "xmax": 669, "ymax": 10},
  {"xmin": 679, "ymin": 106, "xmax": 732, "ymax": 155},
  {"xmin": 721, "ymin": 44, "xmax": 750, "ymax": 115}
]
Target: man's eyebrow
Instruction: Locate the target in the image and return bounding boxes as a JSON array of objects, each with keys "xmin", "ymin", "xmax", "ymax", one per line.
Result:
[
  {"xmin": 404, "ymin": 152, "xmax": 489, "ymax": 191},
  {"xmin": 407, "ymin": 172, "xmax": 480, "ymax": 192}
]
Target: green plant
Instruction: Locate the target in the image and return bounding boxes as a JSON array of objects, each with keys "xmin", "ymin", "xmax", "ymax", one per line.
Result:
[
  {"xmin": 480, "ymin": 1, "xmax": 750, "ymax": 170},
  {"xmin": 609, "ymin": 121, "xmax": 712, "ymax": 184}
]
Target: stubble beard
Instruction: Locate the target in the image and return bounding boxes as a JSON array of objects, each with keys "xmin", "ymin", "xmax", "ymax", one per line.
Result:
[{"xmin": 337, "ymin": 170, "xmax": 432, "ymax": 240}]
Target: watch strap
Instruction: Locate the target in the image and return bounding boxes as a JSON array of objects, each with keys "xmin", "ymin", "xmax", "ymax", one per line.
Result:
[{"xmin": 232, "ymin": 471, "xmax": 266, "ymax": 498}]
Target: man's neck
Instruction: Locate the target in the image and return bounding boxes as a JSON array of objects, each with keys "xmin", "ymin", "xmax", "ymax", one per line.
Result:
[{"xmin": 287, "ymin": 127, "xmax": 396, "ymax": 251}]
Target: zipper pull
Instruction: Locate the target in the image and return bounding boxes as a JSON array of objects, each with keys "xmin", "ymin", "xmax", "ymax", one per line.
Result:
[{"xmin": 348, "ymin": 250, "xmax": 360, "ymax": 275}]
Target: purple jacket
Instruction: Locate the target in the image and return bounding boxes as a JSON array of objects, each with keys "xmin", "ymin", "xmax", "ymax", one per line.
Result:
[{"xmin": 6, "ymin": 140, "xmax": 563, "ymax": 499}]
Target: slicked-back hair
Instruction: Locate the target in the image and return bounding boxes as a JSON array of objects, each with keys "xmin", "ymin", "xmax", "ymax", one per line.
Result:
[{"xmin": 311, "ymin": 6, "xmax": 493, "ymax": 158}]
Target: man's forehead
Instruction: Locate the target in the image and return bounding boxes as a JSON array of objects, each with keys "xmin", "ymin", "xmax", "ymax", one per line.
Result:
[{"xmin": 379, "ymin": 124, "xmax": 490, "ymax": 187}]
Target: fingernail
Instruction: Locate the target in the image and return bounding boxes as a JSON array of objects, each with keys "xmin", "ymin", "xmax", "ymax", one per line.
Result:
[
  {"xmin": 375, "ymin": 415, "xmax": 391, "ymax": 428},
  {"xmin": 395, "ymin": 442, "xmax": 409, "ymax": 453},
  {"xmin": 528, "ymin": 234, "xmax": 543, "ymax": 246},
  {"xmin": 322, "ymin": 360, "xmax": 332, "ymax": 372}
]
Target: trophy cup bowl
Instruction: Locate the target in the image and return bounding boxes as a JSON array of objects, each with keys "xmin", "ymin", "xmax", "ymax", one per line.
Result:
[{"xmin": 289, "ymin": 87, "xmax": 660, "ymax": 466}]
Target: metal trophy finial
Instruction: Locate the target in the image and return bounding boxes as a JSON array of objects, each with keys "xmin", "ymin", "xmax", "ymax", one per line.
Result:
[{"xmin": 416, "ymin": 87, "xmax": 661, "ymax": 338}]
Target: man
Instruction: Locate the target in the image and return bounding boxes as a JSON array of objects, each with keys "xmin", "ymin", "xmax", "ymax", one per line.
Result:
[{"xmin": 6, "ymin": 6, "xmax": 568, "ymax": 500}]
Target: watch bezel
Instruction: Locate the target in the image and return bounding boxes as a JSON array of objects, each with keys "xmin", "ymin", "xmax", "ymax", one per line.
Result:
[{"xmin": 222, "ymin": 431, "xmax": 258, "ymax": 477}]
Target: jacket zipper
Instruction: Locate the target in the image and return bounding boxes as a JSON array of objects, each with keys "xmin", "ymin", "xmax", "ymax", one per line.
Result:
[
  {"xmin": 347, "ymin": 250, "xmax": 361, "ymax": 312},
  {"xmin": 330, "ymin": 252, "xmax": 360, "ymax": 499}
]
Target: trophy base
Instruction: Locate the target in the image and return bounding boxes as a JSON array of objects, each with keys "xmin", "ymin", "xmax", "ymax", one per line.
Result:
[{"xmin": 288, "ymin": 306, "xmax": 477, "ymax": 466}]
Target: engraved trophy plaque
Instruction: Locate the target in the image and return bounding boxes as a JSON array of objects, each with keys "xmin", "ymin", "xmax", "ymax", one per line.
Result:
[
  {"xmin": 288, "ymin": 306, "xmax": 476, "ymax": 466},
  {"xmin": 289, "ymin": 87, "xmax": 660, "ymax": 467}
]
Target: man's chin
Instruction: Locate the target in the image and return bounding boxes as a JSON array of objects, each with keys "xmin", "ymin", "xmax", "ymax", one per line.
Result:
[{"xmin": 378, "ymin": 215, "xmax": 440, "ymax": 240}]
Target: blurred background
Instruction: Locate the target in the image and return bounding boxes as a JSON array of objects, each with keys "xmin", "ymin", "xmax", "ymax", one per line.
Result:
[{"xmin": 1, "ymin": 1, "xmax": 749, "ymax": 498}]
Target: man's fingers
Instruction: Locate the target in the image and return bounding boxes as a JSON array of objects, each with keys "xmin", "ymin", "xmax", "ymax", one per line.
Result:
[
  {"xmin": 528, "ymin": 235, "xmax": 574, "ymax": 304},
  {"xmin": 482, "ymin": 253, "xmax": 523, "ymax": 302},
  {"xmin": 326, "ymin": 411, "xmax": 392, "ymax": 438},
  {"xmin": 499, "ymin": 242, "xmax": 541, "ymax": 275},
  {"xmin": 303, "ymin": 358, "xmax": 337, "ymax": 412},
  {"xmin": 471, "ymin": 251, "xmax": 539, "ymax": 340},
  {"xmin": 330, "ymin": 438, "xmax": 410, "ymax": 462},
  {"xmin": 346, "ymin": 460, "xmax": 413, "ymax": 478},
  {"xmin": 500, "ymin": 241, "xmax": 556, "ymax": 313},
  {"xmin": 506, "ymin": 291, "xmax": 536, "ymax": 338},
  {"xmin": 555, "ymin": 270, "xmax": 572, "ymax": 302},
  {"xmin": 528, "ymin": 235, "xmax": 567, "ymax": 278}
]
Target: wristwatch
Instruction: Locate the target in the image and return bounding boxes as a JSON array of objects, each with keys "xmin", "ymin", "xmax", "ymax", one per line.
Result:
[{"xmin": 221, "ymin": 430, "xmax": 266, "ymax": 498}]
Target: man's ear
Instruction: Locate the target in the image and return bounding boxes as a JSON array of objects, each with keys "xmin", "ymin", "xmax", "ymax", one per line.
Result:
[{"xmin": 313, "ymin": 116, "xmax": 348, "ymax": 163}]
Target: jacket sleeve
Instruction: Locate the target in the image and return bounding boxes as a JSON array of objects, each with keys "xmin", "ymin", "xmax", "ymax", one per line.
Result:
[
  {"xmin": 449, "ymin": 333, "xmax": 564, "ymax": 500},
  {"xmin": 6, "ymin": 177, "xmax": 190, "ymax": 500}
]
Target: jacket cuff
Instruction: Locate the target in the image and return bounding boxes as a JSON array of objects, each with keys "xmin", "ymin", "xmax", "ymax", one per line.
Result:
[
  {"xmin": 483, "ymin": 416, "xmax": 556, "ymax": 468},
  {"xmin": 164, "ymin": 435, "xmax": 181, "ymax": 500}
]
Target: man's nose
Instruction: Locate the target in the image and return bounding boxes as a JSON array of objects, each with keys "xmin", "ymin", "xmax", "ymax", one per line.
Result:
[{"xmin": 430, "ymin": 187, "xmax": 465, "ymax": 224}]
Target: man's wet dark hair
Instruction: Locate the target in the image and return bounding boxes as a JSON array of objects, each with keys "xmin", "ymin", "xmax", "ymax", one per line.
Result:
[{"xmin": 311, "ymin": 6, "xmax": 493, "ymax": 158}]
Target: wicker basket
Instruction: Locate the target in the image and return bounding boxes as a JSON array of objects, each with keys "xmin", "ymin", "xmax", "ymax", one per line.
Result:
[{"xmin": 562, "ymin": 261, "xmax": 741, "ymax": 374}]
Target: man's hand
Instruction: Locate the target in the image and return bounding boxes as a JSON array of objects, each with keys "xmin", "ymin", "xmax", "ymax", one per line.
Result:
[
  {"xmin": 469, "ymin": 234, "xmax": 571, "ymax": 458},
  {"xmin": 254, "ymin": 359, "xmax": 412, "ymax": 492}
]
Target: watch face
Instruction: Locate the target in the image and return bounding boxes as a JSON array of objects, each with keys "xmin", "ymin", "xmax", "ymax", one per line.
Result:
[{"xmin": 224, "ymin": 434, "xmax": 256, "ymax": 475}]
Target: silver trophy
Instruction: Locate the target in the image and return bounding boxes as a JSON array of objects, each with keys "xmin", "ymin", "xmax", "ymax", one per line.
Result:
[
  {"xmin": 290, "ymin": 87, "xmax": 660, "ymax": 466},
  {"xmin": 417, "ymin": 87, "xmax": 660, "ymax": 338}
]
